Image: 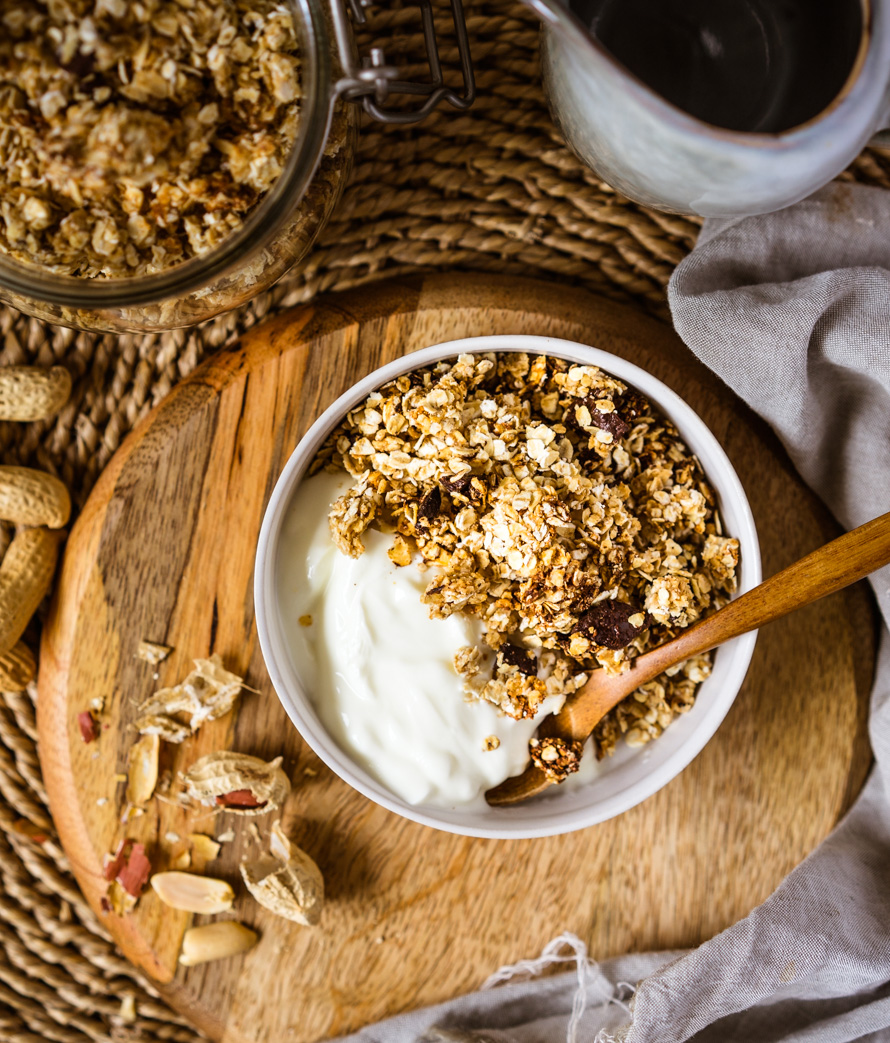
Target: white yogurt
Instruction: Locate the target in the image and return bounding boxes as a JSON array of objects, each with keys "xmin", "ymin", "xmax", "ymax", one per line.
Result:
[{"xmin": 277, "ymin": 471, "xmax": 596, "ymax": 808}]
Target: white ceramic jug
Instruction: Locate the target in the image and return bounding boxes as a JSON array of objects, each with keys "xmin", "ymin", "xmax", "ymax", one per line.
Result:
[{"xmin": 526, "ymin": 0, "xmax": 890, "ymax": 216}]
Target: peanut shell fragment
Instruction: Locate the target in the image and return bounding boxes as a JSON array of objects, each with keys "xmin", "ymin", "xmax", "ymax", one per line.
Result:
[
  {"xmin": 189, "ymin": 833, "xmax": 221, "ymax": 861},
  {"xmin": 179, "ymin": 922, "xmax": 257, "ymax": 967},
  {"xmin": 0, "ymin": 467, "xmax": 70, "ymax": 528},
  {"xmin": 0, "ymin": 641, "xmax": 36, "ymax": 690},
  {"xmin": 0, "ymin": 366, "xmax": 71, "ymax": 421},
  {"xmin": 134, "ymin": 655, "xmax": 243, "ymax": 742},
  {"xmin": 171, "ymin": 851, "xmax": 191, "ymax": 871},
  {"xmin": 135, "ymin": 640, "xmax": 172, "ymax": 665},
  {"xmin": 126, "ymin": 733, "xmax": 159, "ymax": 806},
  {"xmin": 240, "ymin": 820, "xmax": 323, "ymax": 926},
  {"xmin": 150, "ymin": 872, "xmax": 234, "ymax": 914},
  {"xmin": 183, "ymin": 752, "xmax": 290, "ymax": 816},
  {"xmin": 0, "ymin": 527, "xmax": 63, "ymax": 656}
]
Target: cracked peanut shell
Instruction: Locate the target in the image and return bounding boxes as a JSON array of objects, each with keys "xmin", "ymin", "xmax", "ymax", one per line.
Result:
[
  {"xmin": 239, "ymin": 821, "xmax": 323, "ymax": 926},
  {"xmin": 134, "ymin": 655, "xmax": 243, "ymax": 742},
  {"xmin": 183, "ymin": 752, "xmax": 290, "ymax": 815}
]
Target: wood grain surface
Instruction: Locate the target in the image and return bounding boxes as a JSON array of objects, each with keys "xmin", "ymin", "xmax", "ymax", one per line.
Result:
[{"xmin": 37, "ymin": 274, "xmax": 876, "ymax": 1043}]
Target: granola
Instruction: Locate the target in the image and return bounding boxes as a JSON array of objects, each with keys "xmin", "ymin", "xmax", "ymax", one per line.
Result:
[
  {"xmin": 529, "ymin": 736, "xmax": 583, "ymax": 781},
  {"xmin": 0, "ymin": 0, "xmax": 302, "ymax": 277},
  {"xmin": 314, "ymin": 352, "xmax": 740, "ymax": 760}
]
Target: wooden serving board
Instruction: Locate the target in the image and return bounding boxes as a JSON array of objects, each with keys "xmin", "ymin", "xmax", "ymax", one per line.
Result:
[{"xmin": 38, "ymin": 274, "xmax": 876, "ymax": 1043}]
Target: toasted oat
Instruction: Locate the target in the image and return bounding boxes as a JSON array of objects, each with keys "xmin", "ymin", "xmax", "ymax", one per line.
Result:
[
  {"xmin": 316, "ymin": 352, "xmax": 740, "ymax": 759},
  {"xmin": 0, "ymin": 0, "xmax": 302, "ymax": 277}
]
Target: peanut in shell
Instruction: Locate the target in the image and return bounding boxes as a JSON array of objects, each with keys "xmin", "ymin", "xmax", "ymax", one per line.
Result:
[
  {"xmin": 183, "ymin": 752, "xmax": 290, "ymax": 815},
  {"xmin": 0, "ymin": 467, "xmax": 70, "ymax": 527},
  {"xmin": 0, "ymin": 527, "xmax": 63, "ymax": 656},
  {"xmin": 0, "ymin": 641, "xmax": 36, "ymax": 690},
  {"xmin": 0, "ymin": 366, "xmax": 71, "ymax": 421}
]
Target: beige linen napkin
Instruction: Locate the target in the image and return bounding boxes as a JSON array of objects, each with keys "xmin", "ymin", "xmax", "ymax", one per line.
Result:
[{"xmin": 332, "ymin": 181, "xmax": 890, "ymax": 1043}]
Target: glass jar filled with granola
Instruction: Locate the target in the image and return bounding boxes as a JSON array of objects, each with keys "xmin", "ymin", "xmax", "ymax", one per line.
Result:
[{"xmin": 0, "ymin": 0, "xmax": 474, "ymax": 333}]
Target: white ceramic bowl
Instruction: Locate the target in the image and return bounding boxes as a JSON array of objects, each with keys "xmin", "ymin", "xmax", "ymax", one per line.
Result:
[{"xmin": 255, "ymin": 335, "xmax": 761, "ymax": 839}]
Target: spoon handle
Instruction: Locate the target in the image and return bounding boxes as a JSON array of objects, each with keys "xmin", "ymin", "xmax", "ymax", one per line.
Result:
[{"xmin": 632, "ymin": 510, "xmax": 890, "ymax": 684}]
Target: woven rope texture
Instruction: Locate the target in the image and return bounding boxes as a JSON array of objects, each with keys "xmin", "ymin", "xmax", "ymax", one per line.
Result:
[{"xmin": 1, "ymin": 2, "xmax": 889, "ymax": 1040}]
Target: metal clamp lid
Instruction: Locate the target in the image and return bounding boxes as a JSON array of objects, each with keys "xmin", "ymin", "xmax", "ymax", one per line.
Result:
[{"xmin": 330, "ymin": 0, "xmax": 475, "ymax": 124}]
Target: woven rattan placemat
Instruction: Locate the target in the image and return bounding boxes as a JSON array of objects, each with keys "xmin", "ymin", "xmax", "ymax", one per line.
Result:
[{"xmin": 1, "ymin": 3, "xmax": 889, "ymax": 1040}]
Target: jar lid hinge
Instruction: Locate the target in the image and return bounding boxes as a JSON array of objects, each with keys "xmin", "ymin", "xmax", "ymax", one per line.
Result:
[{"xmin": 331, "ymin": 0, "xmax": 476, "ymax": 125}]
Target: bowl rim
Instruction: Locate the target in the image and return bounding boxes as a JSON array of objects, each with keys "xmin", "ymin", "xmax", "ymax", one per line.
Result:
[{"xmin": 254, "ymin": 334, "xmax": 762, "ymax": 839}]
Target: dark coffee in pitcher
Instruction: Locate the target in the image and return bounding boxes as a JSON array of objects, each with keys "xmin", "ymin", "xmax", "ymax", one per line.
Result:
[{"xmin": 574, "ymin": 0, "xmax": 863, "ymax": 132}]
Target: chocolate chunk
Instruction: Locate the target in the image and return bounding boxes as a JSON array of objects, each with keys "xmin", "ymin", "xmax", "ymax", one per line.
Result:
[
  {"xmin": 495, "ymin": 643, "xmax": 537, "ymax": 677},
  {"xmin": 59, "ymin": 49, "xmax": 97, "ymax": 80},
  {"xmin": 583, "ymin": 396, "xmax": 631, "ymax": 440},
  {"xmin": 440, "ymin": 474, "xmax": 473, "ymax": 497},
  {"xmin": 441, "ymin": 473, "xmax": 488, "ymax": 508},
  {"xmin": 418, "ymin": 485, "xmax": 442, "ymax": 520},
  {"xmin": 578, "ymin": 600, "xmax": 646, "ymax": 650},
  {"xmin": 581, "ymin": 388, "xmax": 651, "ymax": 442}
]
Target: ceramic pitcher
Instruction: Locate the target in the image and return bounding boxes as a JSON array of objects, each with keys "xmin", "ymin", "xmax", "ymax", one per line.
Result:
[{"xmin": 524, "ymin": 0, "xmax": 890, "ymax": 217}]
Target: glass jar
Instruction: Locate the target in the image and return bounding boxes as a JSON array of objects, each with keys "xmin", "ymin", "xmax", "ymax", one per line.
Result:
[{"xmin": 0, "ymin": 0, "xmax": 474, "ymax": 334}]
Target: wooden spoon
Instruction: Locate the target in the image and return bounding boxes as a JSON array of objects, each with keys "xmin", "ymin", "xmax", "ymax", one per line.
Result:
[{"xmin": 486, "ymin": 510, "xmax": 890, "ymax": 807}]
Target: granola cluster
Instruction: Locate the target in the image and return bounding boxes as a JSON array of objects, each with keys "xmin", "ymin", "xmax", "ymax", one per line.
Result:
[
  {"xmin": 0, "ymin": 0, "xmax": 303, "ymax": 277},
  {"xmin": 315, "ymin": 352, "xmax": 740, "ymax": 758},
  {"xmin": 529, "ymin": 736, "xmax": 583, "ymax": 782}
]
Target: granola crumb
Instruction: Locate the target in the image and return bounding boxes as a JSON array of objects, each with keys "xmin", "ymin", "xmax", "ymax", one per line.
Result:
[
  {"xmin": 482, "ymin": 735, "xmax": 500, "ymax": 752},
  {"xmin": 299, "ymin": 614, "xmax": 313, "ymax": 627}
]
